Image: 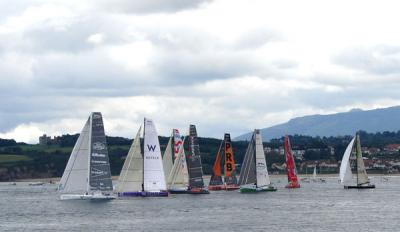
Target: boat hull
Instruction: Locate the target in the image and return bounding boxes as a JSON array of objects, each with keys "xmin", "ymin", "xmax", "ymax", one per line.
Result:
[
  {"xmin": 285, "ymin": 182, "xmax": 301, "ymax": 188},
  {"xmin": 118, "ymin": 191, "xmax": 169, "ymax": 197},
  {"xmin": 60, "ymin": 194, "xmax": 116, "ymax": 201},
  {"xmin": 239, "ymin": 186, "xmax": 277, "ymax": 193},
  {"xmin": 225, "ymin": 185, "xmax": 240, "ymax": 191},
  {"xmin": 208, "ymin": 185, "xmax": 226, "ymax": 191},
  {"xmin": 168, "ymin": 187, "xmax": 189, "ymax": 194},
  {"xmin": 344, "ymin": 184, "xmax": 375, "ymax": 189},
  {"xmin": 187, "ymin": 188, "xmax": 210, "ymax": 194}
]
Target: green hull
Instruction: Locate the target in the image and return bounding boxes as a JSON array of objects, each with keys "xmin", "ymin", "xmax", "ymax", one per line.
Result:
[{"xmin": 239, "ymin": 186, "xmax": 277, "ymax": 193}]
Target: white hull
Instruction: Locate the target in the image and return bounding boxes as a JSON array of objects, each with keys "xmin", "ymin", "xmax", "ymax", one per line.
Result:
[{"xmin": 60, "ymin": 194, "xmax": 116, "ymax": 201}]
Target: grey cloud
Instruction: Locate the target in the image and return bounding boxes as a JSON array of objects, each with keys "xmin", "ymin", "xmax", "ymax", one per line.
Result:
[
  {"xmin": 234, "ymin": 29, "xmax": 281, "ymax": 50},
  {"xmin": 333, "ymin": 45, "xmax": 400, "ymax": 75},
  {"xmin": 94, "ymin": 0, "xmax": 212, "ymax": 14}
]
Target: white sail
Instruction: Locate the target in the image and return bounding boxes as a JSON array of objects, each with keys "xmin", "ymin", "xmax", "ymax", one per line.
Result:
[
  {"xmin": 254, "ymin": 130, "xmax": 271, "ymax": 186},
  {"xmin": 356, "ymin": 135, "xmax": 369, "ymax": 185},
  {"xmin": 172, "ymin": 130, "xmax": 188, "ymax": 185},
  {"xmin": 162, "ymin": 136, "xmax": 174, "ymax": 185},
  {"xmin": 312, "ymin": 166, "xmax": 317, "ymax": 180},
  {"xmin": 168, "ymin": 138, "xmax": 189, "ymax": 188},
  {"xmin": 143, "ymin": 118, "xmax": 167, "ymax": 192},
  {"xmin": 58, "ymin": 118, "xmax": 90, "ymax": 193},
  {"xmin": 339, "ymin": 137, "xmax": 355, "ymax": 184},
  {"xmin": 116, "ymin": 127, "xmax": 143, "ymax": 193}
]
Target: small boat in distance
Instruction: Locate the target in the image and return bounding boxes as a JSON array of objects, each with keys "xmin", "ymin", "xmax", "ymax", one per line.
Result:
[
  {"xmin": 117, "ymin": 118, "xmax": 169, "ymax": 197},
  {"xmin": 58, "ymin": 112, "xmax": 115, "ymax": 200},
  {"xmin": 239, "ymin": 129, "xmax": 277, "ymax": 193},
  {"xmin": 312, "ymin": 165, "xmax": 326, "ymax": 183},
  {"xmin": 186, "ymin": 125, "xmax": 209, "ymax": 194},
  {"xmin": 209, "ymin": 133, "xmax": 239, "ymax": 191},
  {"xmin": 29, "ymin": 182, "xmax": 45, "ymax": 186},
  {"xmin": 284, "ymin": 135, "xmax": 301, "ymax": 188},
  {"xmin": 339, "ymin": 134, "xmax": 375, "ymax": 189}
]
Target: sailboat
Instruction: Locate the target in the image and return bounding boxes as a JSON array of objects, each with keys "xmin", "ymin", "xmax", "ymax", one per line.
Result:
[
  {"xmin": 58, "ymin": 112, "xmax": 115, "ymax": 200},
  {"xmin": 239, "ymin": 129, "xmax": 277, "ymax": 193},
  {"xmin": 117, "ymin": 118, "xmax": 168, "ymax": 197},
  {"xmin": 209, "ymin": 133, "xmax": 239, "ymax": 191},
  {"xmin": 186, "ymin": 125, "xmax": 209, "ymax": 194},
  {"xmin": 312, "ymin": 166, "xmax": 317, "ymax": 180},
  {"xmin": 284, "ymin": 135, "xmax": 300, "ymax": 188},
  {"xmin": 339, "ymin": 134, "xmax": 375, "ymax": 189},
  {"xmin": 166, "ymin": 129, "xmax": 190, "ymax": 194}
]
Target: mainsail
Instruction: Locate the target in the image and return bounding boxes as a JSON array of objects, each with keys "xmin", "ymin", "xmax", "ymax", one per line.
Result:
[
  {"xmin": 224, "ymin": 133, "xmax": 238, "ymax": 186},
  {"xmin": 116, "ymin": 127, "xmax": 143, "ymax": 193},
  {"xmin": 143, "ymin": 118, "xmax": 167, "ymax": 192},
  {"xmin": 88, "ymin": 112, "xmax": 113, "ymax": 193},
  {"xmin": 238, "ymin": 131, "xmax": 257, "ymax": 186},
  {"xmin": 254, "ymin": 130, "xmax": 270, "ymax": 187},
  {"xmin": 355, "ymin": 134, "xmax": 369, "ymax": 185},
  {"xmin": 209, "ymin": 141, "xmax": 224, "ymax": 186},
  {"xmin": 186, "ymin": 125, "xmax": 206, "ymax": 189},
  {"xmin": 284, "ymin": 135, "xmax": 300, "ymax": 187}
]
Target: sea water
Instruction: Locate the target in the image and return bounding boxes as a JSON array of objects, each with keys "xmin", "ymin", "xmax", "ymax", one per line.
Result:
[{"xmin": 0, "ymin": 176, "xmax": 399, "ymax": 231}]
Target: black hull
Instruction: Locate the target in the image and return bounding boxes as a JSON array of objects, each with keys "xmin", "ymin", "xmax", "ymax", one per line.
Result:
[
  {"xmin": 344, "ymin": 185, "xmax": 375, "ymax": 189},
  {"xmin": 169, "ymin": 190, "xmax": 189, "ymax": 194}
]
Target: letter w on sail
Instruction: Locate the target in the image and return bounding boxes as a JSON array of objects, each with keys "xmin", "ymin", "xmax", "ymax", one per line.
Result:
[{"xmin": 147, "ymin": 144, "xmax": 157, "ymax": 152}]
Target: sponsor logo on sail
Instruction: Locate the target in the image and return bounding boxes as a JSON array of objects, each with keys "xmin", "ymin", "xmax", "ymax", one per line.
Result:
[
  {"xmin": 91, "ymin": 160, "xmax": 107, "ymax": 164},
  {"xmin": 92, "ymin": 153, "xmax": 106, "ymax": 158},
  {"xmin": 93, "ymin": 142, "xmax": 105, "ymax": 150},
  {"xmin": 147, "ymin": 144, "xmax": 157, "ymax": 152}
]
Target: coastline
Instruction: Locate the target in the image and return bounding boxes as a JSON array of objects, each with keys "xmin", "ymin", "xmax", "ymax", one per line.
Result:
[{"xmin": 6, "ymin": 173, "xmax": 400, "ymax": 183}]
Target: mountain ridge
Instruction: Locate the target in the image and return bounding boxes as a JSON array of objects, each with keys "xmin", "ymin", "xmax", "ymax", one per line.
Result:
[{"xmin": 235, "ymin": 106, "xmax": 400, "ymax": 141}]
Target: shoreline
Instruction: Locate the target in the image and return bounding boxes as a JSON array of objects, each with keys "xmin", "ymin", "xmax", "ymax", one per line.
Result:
[{"xmin": 5, "ymin": 173, "xmax": 400, "ymax": 183}]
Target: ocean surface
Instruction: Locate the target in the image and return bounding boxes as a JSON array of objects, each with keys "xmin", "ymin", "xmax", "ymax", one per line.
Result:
[{"xmin": 1, "ymin": 176, "xmax": 399, "ymax": 232}]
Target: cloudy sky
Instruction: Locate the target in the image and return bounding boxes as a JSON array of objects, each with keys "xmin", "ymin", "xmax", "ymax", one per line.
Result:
[{"xmin": 1, "ymin": 0, "xmax": 400, "ymax": 143}]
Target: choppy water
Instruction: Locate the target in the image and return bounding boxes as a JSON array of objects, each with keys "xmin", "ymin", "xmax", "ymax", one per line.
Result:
[{"xmin": 1, "ymin": 176, "xmax": 399, "ymax": 232}]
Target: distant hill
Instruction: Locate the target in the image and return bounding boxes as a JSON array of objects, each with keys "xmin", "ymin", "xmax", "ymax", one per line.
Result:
[{"xmin": 235, "ymin": 106, "xmax": 400, "ymax": 141}]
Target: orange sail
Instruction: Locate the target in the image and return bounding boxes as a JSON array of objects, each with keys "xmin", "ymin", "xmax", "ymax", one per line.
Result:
[
  {"xmin": 208, "ymin": 141, "xmax": 224, "ymax": 190},
  {"xmin": 284, "ymin": 135, "xmax": 300, "ymax": 188},
  {"xmin": 223, "ymin": 133, "xmax": 239, "ymax": 190}
]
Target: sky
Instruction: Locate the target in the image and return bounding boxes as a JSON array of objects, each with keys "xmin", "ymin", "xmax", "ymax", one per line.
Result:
[{"xmin": 1, "ymin": 0, "xmax": 400, "ymax": 143}]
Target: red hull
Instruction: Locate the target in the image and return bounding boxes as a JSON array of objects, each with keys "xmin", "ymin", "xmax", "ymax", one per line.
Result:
[
  {"xmin": 285, "ymin": 182, "xmax": 301, "ymax": 188},
  {"xmin": 208, "ymin": 185, "xmax": 226, "ymax": 191},
  {"xmin": 225, "ymin": 185, "xmax": 240, "ymax": 191}
]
